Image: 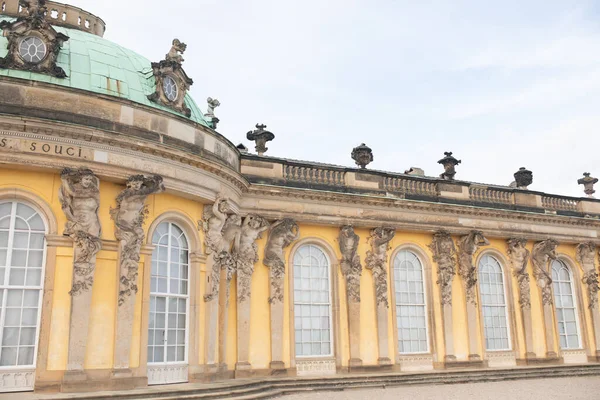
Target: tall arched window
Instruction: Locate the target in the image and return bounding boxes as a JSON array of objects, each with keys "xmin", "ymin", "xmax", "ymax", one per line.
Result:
[
  {"xmin": 293, "ymin": 244, "xmax": 332, "ymax": 357},
  {"xmin": 393, "ymin": 250, "xmax": 428, "ymax": 354},
  {"xmin": 147, "ymin": 222, "xmax": 189, "ymax": 385},
  {"xmin": 551, "ymin": 260, "xmax": 581, "ymax": 349},
  {"xmin": 0, "ymin": 201, "xmax": 46, "ymax": 370},
  {"xmin": 478, "ymin": 254, "xmax": 510, "ymax": 351}
]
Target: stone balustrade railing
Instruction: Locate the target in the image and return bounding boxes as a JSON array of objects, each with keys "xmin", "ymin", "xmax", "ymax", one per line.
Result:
[
  {"xmin": 1, "ymin": 0, "xmax": 105, "ymax": 37},
  {"xmin": 469, "ymin": 186, "xmax": 514, "ymax": 205},
  {"xmin": 284, "ymin": 164, "xmax": 345, "ymax": 186},
  {"xmin": 240, "ymin": 155, "xmax": 600, "ymax": 217},
  {"xmin": 541, "ymin": 195, "xmax": 579, "ymax": 212}
]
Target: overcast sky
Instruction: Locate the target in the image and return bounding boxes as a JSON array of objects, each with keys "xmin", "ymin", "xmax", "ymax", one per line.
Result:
[{"xmin": 76, "ymin": 0, "xmax": 599, "ymax": 197}]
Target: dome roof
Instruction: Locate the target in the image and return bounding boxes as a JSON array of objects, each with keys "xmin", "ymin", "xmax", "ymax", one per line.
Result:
[{"xmin": 0, "ymin": 15, "xmax": 209, "ymax": 127}]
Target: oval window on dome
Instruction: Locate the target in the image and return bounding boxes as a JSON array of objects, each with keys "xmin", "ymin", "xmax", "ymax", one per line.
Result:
[
  {"xmin": 18, "ymin": 37, "xmax": 47, "ymax": 64},
  {"xmin": 162, "ymin": 76, "xmax": 178, "ymax": 102}
]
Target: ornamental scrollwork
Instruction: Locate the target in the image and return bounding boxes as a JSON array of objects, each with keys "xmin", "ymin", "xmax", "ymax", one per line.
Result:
[
  {"xmin": 110, "ymin": 175, "xmax": 164, "ymax": 306},
  {"xmin": 59, "ymin": 167, "xmax": 101, "ymax": 296}
]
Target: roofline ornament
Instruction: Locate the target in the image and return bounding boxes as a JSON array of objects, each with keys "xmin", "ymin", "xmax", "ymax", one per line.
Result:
[
  {"xmin": 247, "ymin": 123, "xmax": 275, "ymax": 156},
  {"xmin": 438, "ymin": 151, "xmax": 461, "ymax": 181},
  {"xmin": 351, "ymin": 143, "xmax": 373, "ymax": 169},
  {"xmin": 578, "ymin": 172, "xmax": 598, "ymax": 198},
  {"xmin": 0, "ymin": 0, "xmax": 69, "ymax": 78},
  {"xmin": 147, "ymin": 39, "xmax": 193, "ymax": 118}
]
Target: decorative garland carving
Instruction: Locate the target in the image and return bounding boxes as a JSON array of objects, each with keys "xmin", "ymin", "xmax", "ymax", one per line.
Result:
[
  {"xmin": 507, "ymin": 238, "xmax": 531, "ymax": 309},
  {"xmin": 0, "ymin": 0, "xmax": 69, "ymax": 77},
  {"xmin": 235, "ymin": 214, "xmax": 269, "ymax": 303},
  {"xmin": 429, "ymin": 230, "xmax": 456, "ymax": 305},
  {"xmin": 263, "ymin": 219, "xmax": 299, "ymax": 304},
  {"xmin": 365, "ymin": 227, "xmax": 395, "ymax": 307},
  {"xmin": 59, "ymin": 167, "xmax": 101, "ymax": 296},
  {"xmin": 110, "ymin": 175, "xmax": 164, "ymax": 306},
  {"xmin": 339, "ymin": 225, "xmax": 362, "ymax": 303},
  {"xmin": 576, "ymin": 242, "xmax": 599, "ymax": 309},
  {"xmin": 531, "ymin": 239, "xmax": 558, "ymax": 305},
  {"xmin": 457, "ymin": 230, "xmax": 489, "ymax": 305},
  {"xmin": 147, "ymin": 39, "xmax": 193, "ymax": 117}
]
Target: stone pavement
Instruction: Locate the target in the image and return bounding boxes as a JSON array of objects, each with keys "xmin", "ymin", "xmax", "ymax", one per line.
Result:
[{"xmin": 283, "ymin": 376, "xmax": 600, "ymax": 400}]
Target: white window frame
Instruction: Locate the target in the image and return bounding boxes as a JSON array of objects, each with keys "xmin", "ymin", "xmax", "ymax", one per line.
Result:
[
  {"xmin": 551, "ymin": 259, "xmax": 582, "ymax": 350},
  {"xmin": 477, "ymin": 254, "xmax": 512, "ymax": 352},
  {"xmin": 393, "ymin": 249, "xmax": 430, "ymax": 355},
  {"xmin": 148, "ymin": 221, "xmax": 190, "ymax": 366},
  {"xmin": 0, "ymin": 200, "xmax": 47, "ymax": 371},
  {"xmin": 292, "ymin": 244, "xmax": 334, "ymax": 359}
]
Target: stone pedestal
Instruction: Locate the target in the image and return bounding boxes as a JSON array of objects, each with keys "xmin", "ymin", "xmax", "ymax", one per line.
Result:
[
  {"xmin": 218, "ymin": 268, "xmax": 231, "ymax": 366},
  {"xmin": 204, "ymin": 256, "xmax": 220, "ymax": 367},
  {"xmin": 269, "ymin": 268, "xmax": 285, "ymax": 368},
  {"xmin": 375, "ymin": 303, "xmax": 391, "ymax": 365},
  {"xmin": 347, "ymin": 300, "xmax": 362, "ymax": 366},
  {"xmin": 65, "ymin": 254, "xmax": 97, "ymax": 375},
  {"xmin": 543, "ymin": 303, "xmax": 558, "ymax": 357},
  {"xmin": 466, "ymin": 301, "xmax": 481, "ymax": 360},
  {"xmin": 521, "ymin": 307, "xmax": 536, "ymax": 358},
  {"xmin": 590, "ymin": 306, "xmax": 600, "ymax": 357},
  {"xmin": 236, "ymin": 270, "xmax": 252, "ymax": 369},
  {"xmin": 442, "ymin": 303, "xmax": 456, "ymax": 362}
]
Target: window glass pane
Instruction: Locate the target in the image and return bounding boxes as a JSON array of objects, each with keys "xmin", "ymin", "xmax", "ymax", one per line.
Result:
[
  {"xmin": 478, "ymin": 255, "xmax": 510, "ymax": 351},
  {"xmin": 293, "ymin": 245, "xmax": 332, "ymax": 357},
  {"xmin": 552, "ymin": 260, "xmax": 581, "ymax": 350},
  {"xmin": 148, "ymin": 222, "xmax": 190, "ymax": 366},
  {"xmin": 394, "ymin": 250, "xmax": 428, "ymax": 354}
]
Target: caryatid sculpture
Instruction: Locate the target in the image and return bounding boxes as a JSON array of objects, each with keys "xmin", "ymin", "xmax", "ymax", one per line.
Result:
[
  {"xmin": 339, "ymin": 226, "xmax": 362, "ymax": 303},
  {"xmin": 201, "ymin": 195, "xmax": 232, "ymax": 302},
  {"xmin": 507, "ymin": 238, "xmax": 531, "ymax": 308},
  {"xmin": 236, "ymin": 214, "xmax": 270, "ymax": 302},
  {"xmin": 59, "ymin": 168, "xmax": 102, "ymax": 296},
  {"xmin": 457, "ymin": 231, "xmax": 489, "ymax": 305},
  {"xmin": 429, "ymin": 230, "xmax": 456, "ymax": 305},
  {"xmin": 576, "ymin": 242, "xmax": 599, "ymax": 309},
  {"xmin": 110, "ymin": 175, "xmax": 164, "ymax": 305},
  {"xmin": 263, "ymin": 218, "xmax": 300, "ymax": 303},
  {"xmin": 531, "ymin": 239, "xmax": 558, "ymax": 305},
  {"xmin": 365, "ymin": 227, "xmax": 395, "ymax": 307}
]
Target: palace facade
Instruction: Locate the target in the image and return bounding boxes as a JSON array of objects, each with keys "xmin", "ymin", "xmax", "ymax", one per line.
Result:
[{"xmin": 1, "ymin": 0, "xmax": 600, "ymax": 395}]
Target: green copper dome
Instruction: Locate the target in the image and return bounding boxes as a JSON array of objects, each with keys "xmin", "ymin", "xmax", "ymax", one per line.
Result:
[{"xmin": 0, "ymin": 16, "xmax": 209, "ymax": 127}]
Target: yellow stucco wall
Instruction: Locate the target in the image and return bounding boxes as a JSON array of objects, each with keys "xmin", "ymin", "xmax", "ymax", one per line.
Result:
[{"xmin": 1, "ymin": 167, "xmax": 597, "ymax": 377}]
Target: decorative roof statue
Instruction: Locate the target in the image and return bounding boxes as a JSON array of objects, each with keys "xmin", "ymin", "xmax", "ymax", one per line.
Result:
[
  {"xmin": 438, "ymin": 151, "xmax": 461, "ymax": 181},
  {"xmin": 147, "ymin": 39, "xmax": 193, "ymax": 117},
  {"xmin": 0, "ymin": 0, "xmax": 69, "ymax": 78},
  {"xmin": 351, "ymin": 143, "xmax": 373, "ymax": 169},
  {"xmin": 578, "ymin": 172, "xmax": 598, "ymax": 198},
  {"xmin": 512, "ymin": 167, "xmax": 533, "ymax": 190},
  {"xmin": 165, "ymin": 39, "xmax": 186, "ymax": 64},
  {"xmin": 246, "ymin": 123, "xmax": 275, "ymax": 156},
  {"xmin": 204, "ymin": 97, "xmax": 221, "ymax": 129}
]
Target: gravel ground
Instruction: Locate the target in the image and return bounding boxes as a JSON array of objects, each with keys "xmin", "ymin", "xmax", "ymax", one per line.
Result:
[{"xmin": 281, "ymin": 376, "xmax": 600, "ymax": 400}]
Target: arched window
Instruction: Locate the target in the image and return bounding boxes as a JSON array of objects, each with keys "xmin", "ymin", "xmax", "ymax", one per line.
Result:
[
  {"xmin": 147, "ymin": 222, "xmax": 189, "ymax": 384},
  {"xmin": 393, "ymin": 250, "xmax": 428, "ymax": 354},
  {"xmin": 478, "ymin": 254, "xmax": 510, "ymax": 351},
  {"xmin": 551, "ymin": 260, "xmax": 581, "ymax": 349},
  {"xmin": 0, "ymin": 201, "xmax": 46, "ymax": 368},
  {"xmin": 293, "ymin": 244, "xmax": 332, "ymax": 357}
]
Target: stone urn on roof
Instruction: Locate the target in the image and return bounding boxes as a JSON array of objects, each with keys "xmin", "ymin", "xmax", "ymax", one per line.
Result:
[
  {"xmin": 351, "ymin": 143, "xmax": 373, "ymax": 169},
  {"xmin": 512, "ymin": 167, "xmax": 533, "ymax": 190},
  {"xmin": 438, "ymin": 151, "xmax": 461, "ymax": 180},
  {"xmin": 247, "ymin": 123, "xmax": 274, "ymax": 156},
  {"xmin": 578, "ymin": 172, "xmax": 598, "ymax": 198}
]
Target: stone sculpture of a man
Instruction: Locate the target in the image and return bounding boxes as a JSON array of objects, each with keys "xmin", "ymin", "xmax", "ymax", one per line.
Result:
[
  {"xmin": 264, "ymin": 219, "xmax": 299, "ymax": 303},
  {"xmin": 59, "ymin": 167, "xmax": 102, "ymax": 296}
]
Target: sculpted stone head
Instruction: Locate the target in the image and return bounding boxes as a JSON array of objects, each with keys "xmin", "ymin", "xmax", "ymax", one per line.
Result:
[
  {"xmin": 217, "ymin": 198, "xmax": 229, "ymax": 213},
  {"xmin": 81, "ymin": 173, "xmax": 95, "ymax": 188}
]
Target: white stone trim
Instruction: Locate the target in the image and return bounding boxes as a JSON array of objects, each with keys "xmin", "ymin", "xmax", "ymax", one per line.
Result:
[
  {"xmin": 147, "ymin": 364, "xmax": 188, "ymax": 385},
  {"xmin": 562, "ymin": 349, "xmax": 587, "ymax": 364},
  {"xmin": 295, "ymin": 359, "xmax": 336, "ymax": 376},
  {"xmin": 0, "ymin": 369, "xmax": 35, "ymax": 392}
]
